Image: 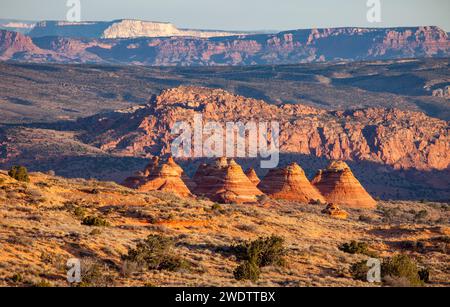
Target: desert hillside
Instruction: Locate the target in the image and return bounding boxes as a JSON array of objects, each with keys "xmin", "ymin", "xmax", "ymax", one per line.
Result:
[
  {"xmin": 0, "ymin": 170, "xmax": 448, "ymax": 287},
  {"xmin": 1, "ymin": 59, "xmax": 448, "ymax": 125}
]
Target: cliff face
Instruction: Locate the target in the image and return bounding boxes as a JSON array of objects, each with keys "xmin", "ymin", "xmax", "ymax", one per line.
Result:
[
  {"xmin": 101, "ymin": 20, "xmax": 245, "ymax": 39},
  {"xmin": 1, "ymin": 26, "xmax": 448, "ymax": 65},
  {"xmin": 0, "ymin": 30, "xmax": 47, "ymax": 60},
  {"xmin": 79, "ymin": 86, "xmax": 450, "ymax": 172}
]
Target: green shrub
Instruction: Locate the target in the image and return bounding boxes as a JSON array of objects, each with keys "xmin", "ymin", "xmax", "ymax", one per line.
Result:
[
  {"xmin": 339, "ymin": 241, "xmax": 378, "ymax": 257},
  {"xmin": 234, "ymin": 235, "xmax": 286, "ymax": 267},
  {"xmin": 210, "ymin": 203, "xmax": 226, "ymax": 214},
  {"xmin": 10, "ymin": 273, "xmax": 24, "ymax": 283},
  {"xmin": 81, "ymin": 216, "xmax": 110, "ymax": 227},
  {"xmin": 414, "ymin": 210, "xmax": 428, "ymax": 221},
  {"xmin": 350, "ymin": 255, "xmax": 430, "ymax": 286},
  {"xmin": 358, "ymin": 215, "xmax": 373, "ymax": 223},
  {"xmin": 233, "ymin": 261, "xmax": 260, "ymax": 282},
  {"xmin": 381, "ymin": 254, "xmax": 427, "ymax": 287},
  {"xmin": 73, "ymin": 207, "xmax": 86, "ymax": 219},
  {"xmin": 8, "ymin": 165, "xmax": 30, "ymax": 182},
  {"xmin": 339, "ymin": 241, "xmax": 368, "ymax": 254},
  {"xmin": 232, "ymin": 235, "xmax": 286, "ymax": 282},
  {"xmin": 77, "ymin": 258, "xmax": 114, "ymax": 287},
  {"xmin": 399, "ymin": 240, "xmax": 425, "ymax": 253},
  {"xmin": 309, "ymin": 199, "xmax": 324, "ymax": 205},
  {"xmin": 159, "ymin": 256, "xmax": 191, "ymax": 272},
  {"xmin": 350, "ymin": 260, "xmax": 370, "ymax": 281},
  {"xmin": 211, "ymin": 203, "xmax": 223, "ymax": 211},
  {"xmin": 122, "ymin": 234, "xmax": 189, "ymax": 272}
]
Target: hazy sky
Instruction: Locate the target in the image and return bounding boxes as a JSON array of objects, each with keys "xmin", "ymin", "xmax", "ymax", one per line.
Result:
[{"xmin": 1, "ymin": 0, "xmax": 449, "ymax": 31}]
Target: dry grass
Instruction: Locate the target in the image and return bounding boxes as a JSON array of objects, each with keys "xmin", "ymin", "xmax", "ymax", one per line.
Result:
[{"xmin": 0, "ymin": 170, "xmax": 448, "ymax": 287}]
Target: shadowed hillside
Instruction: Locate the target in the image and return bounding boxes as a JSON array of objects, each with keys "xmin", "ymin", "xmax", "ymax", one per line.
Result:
[{"xmin": 0, "ymin": 58, "xmax": 449, "ymax": 124}]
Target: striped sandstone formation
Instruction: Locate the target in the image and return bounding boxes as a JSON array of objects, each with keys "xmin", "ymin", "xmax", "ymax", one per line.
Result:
[
  {"xmin": 245, "ymin": 168, "xmax": 261, "ymax": 186},
  {"xmin": 193, "ymin": 158, "xmax": 264, "ymax": 204},
  {"xmin": 258, "ymin": 163, "xmax": 325, "ymax": 203},
  {"xmin": 123, "ymin": 156, "xmax": 192, "ymax": 197},
  {"xmin": 312, "ymin": 161, "xmax": 377, "ymax": 208}
]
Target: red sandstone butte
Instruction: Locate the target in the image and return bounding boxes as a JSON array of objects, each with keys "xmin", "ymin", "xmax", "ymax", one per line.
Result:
[
  {"xmin": 258, "ymin": 162, "xmax": 325, "ymax": 203},
  {"xmin": 123, "ymin": 156, "xmax": 192, "ymax": 197},
  {"xmin": 193, "ymin": 158, "xmax": 264, "ymax": 204},
  {"xmin": 312, "ymin": 161, "xmax": 377, "ymax": 208}
]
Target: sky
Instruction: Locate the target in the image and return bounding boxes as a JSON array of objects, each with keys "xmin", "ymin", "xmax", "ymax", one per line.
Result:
[{"xmin": 1, "ymin": 0, "xmax": 449, "ymax": 31}]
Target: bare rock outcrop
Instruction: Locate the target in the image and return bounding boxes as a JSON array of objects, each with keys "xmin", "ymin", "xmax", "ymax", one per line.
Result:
[
  {"xmin": 432, "ymin": 86, "xmax": 450, "ymax": 98},
  {"xmin": 258, "ymin": 163, "xmax": 325, "ymax": 203},
  {"xmin": 321, "ymin": 203, "xmax": 349, "ymax": 219},
  {"xmin": 193, "ymin": 158, "xmax": 264, "ymax": 204},
  {"xmin": 312, "ymin": 161, "xmax": 377, "ymax": 209},
  {"xmin": 0, "ymin": 30, "xmax": 49, "ymax": 60}
]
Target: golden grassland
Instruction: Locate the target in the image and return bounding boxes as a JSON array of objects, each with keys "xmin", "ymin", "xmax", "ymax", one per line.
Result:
[{"xmin": 0, "ymin": 170, "xmax": 448, "ymax": 287}]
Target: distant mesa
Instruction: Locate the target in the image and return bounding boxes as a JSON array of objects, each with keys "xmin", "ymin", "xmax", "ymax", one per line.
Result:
[
  {"xmin": 123, "ymin": 156, "xmax": 192, "ymax": 197},
  {"xmin": 312, "ymin": 161, "xmax": 377, "ymax": 209},
  {"xmin": 26, "ymin": 19, "xmax": 248, "ymax": 39},
  {"xmin": 258, "ymin": 162, "xmax": 325, "ymax": 204},
  {"xmin": 193, "ymin": 158, "xmax": 264, "ymax": 204},
  {"xmin": 245, "ymin": 168, "xmax": 261, "ymax": 186}
]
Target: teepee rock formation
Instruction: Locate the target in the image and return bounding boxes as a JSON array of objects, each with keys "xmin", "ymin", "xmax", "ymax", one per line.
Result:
[
  {"xmin": 258, "ymin": 163, "xmax": 325, "ymax": 203},
  {"xmin": 194, "ymin": 158, "xmax": 264, "ymax": 204},
  {"xmin": 312, "ymin": 161, "xmax": 377, "ymax": 208},
  {"xmin": 245, "ymin": 168, "xmax": 261, "ymax": 186},
  {"xmin": 123, "ymin": 157, "xmax": 192, "ymax": 197}
]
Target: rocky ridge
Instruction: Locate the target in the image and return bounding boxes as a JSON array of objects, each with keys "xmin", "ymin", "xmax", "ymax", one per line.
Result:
[
  {"xmin": 80, "ymin": 86, "xmax": 450, "ymax": 172},
  {"xmin": 0, "ymin": 26, "xmax": 448, "ymax": 65}
]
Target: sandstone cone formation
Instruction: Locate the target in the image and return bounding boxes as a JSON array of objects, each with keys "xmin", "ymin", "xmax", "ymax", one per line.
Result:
[
  {"xmin": 258, "ymin": 163, "xmax": 325, "ymax": 203},
  {"xmin": 312, "ymin": 161, "xmax": 377, "ymax": 208},
  {"xmin": 321, "ymin": 203, "xmax": 349, "ymax": 219},
  {"xmin": 193, "ymin": 158, "xmax": 264, "ymax": 204},
  {"xmin": 245, "ymin": 168, "xmax": 261, "ymax": 186},
  {"xmin": 123, "ymin": 157, "xmax": 192, "ymax": 197}
]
